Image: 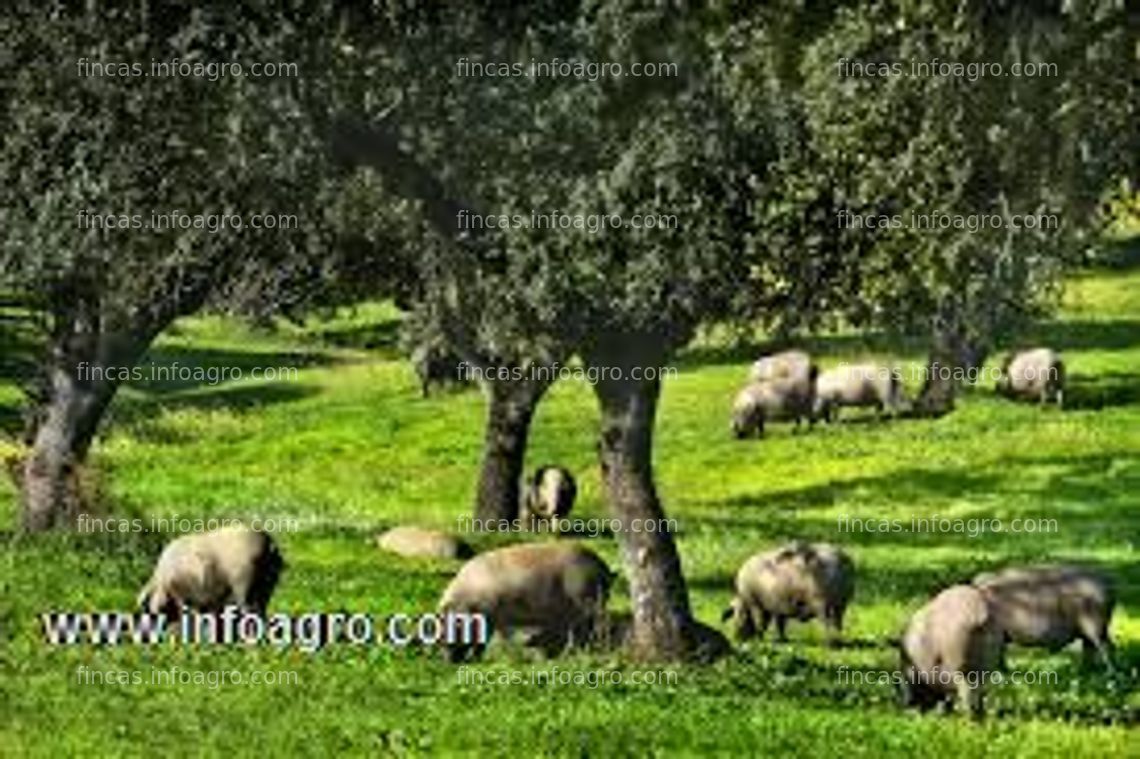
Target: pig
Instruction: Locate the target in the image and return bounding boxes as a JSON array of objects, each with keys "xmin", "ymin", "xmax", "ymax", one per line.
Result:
[
  {"xmin": 138, "ymin": 526, "xmax": 284, "ymax": 617},
  {"xmin": 972, "ymin": 565, "xmax": 1114, "ymax": 668},
  {"xmin": 734, "ymin": 351, "xmax": 818, "ymax": 439},
  {"xmin": 375, "ymin": 526, "xmax": 473, "ymax": 560},
  {"xmin": 731, "ymin": 379, "xmax": 815, "ymax": 439},
  {"xmin": 437, "ymin": 542, "xmax": 613, "ymax": 661},
  {"xmin": 813, "ymin": 362, "xmax": 905, "ymax": 422},
  {"xmin": 749, "ymin": 349, "xmax": 817, "ymax": 387},
  {"xmin": 722, "ymin": 541, "xmax": 855, "ymax": 645},
  {"xmin": 520, "ymin": 466, "xmax": 577, "ymax": 532},
  {"xmin": 899, "ymin": 585, "xmax": 1005, "ymax": 717},
  {"xmin": 996, "ymin": 348, "xmax": 1064, "ymax": 407}
]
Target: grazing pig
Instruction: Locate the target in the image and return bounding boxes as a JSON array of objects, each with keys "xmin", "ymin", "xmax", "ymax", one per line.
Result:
[
  {"xmin": 813, "ymin": 363, "xmax": 905, "ymax": 422},
  {"xmin": 375, "ymin": 526, "xmax": 473, "ymax": 560},
  {"xmin": 520, "ymin": 466, "xmax": 577, "ymax": 531},
  {"xmin": 899, "ymin": 585, "xmax": 1005, "ymax": 717},
  {"xmin": 438, "ymin": 543, "xmax": 613, "ymax": 661},
  {"xmin": 996, "ymin": 348, "xmax": 1064, "ymax": 407},
  {"xmin": 734, "ymin": 350, "xmax": 818, "ymax": 439},
  {"xmin": 731, "ymin": 379, "xmax": 815, "ymax": 439},
  {"xmin": 722, "ymin": 541, "xmax": 855, "ymax": 645},
  {"xmin": 749, "ymin": 349, "xmax": 817, "ymax": 387},
  {"xmin": 973, "ymin": 565, "xmax": 1114, "ymax": 668},
  {"xmin": 138, "ymin": 526, "xmax": 284, "ymax": 617}
]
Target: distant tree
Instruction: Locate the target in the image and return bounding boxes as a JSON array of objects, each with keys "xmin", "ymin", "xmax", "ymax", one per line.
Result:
[{"xmin": 797, "ymin": 0, "xmax": 1139, "ymax": 410}]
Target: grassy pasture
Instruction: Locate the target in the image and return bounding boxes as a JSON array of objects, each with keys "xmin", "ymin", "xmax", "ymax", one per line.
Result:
[{"xmin": 1, "ymin": 270, "xmax": 1138, "ymax": 756}]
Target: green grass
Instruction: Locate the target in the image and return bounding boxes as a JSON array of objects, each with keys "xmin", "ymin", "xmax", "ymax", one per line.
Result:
[{"xmin": 2, "ymin": 270, "xmax": 1139, "ymax": 756}]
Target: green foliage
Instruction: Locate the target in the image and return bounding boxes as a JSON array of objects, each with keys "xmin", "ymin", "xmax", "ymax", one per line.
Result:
[
  {"xmin": 328, "ymin": 2, "xmax": 1136, "ymax": 358},
  {"xmin": 0, "ymin": 2, "xmax": 333, "ymax": 337},
  {"xmin": 795, "ymin": 0, "xmax": 1138, "ymax": 344}
]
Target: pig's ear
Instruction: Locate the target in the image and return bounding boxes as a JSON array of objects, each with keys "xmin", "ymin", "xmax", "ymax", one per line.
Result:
[{"xmin": 799, "ymin": 546, "xmax": 822, "ymax": 566}]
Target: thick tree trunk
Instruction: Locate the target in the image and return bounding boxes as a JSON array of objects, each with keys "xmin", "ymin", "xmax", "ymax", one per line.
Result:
[
  {"xmin": 586, "ymin": 336, "xmax": 725, "ymax": 661},
  {"xmin": 21, "ymin": 366, "xmax": 116, "ymax": 531},
  {"xmin": 473, "ymin": 378, "xmax": 549, "ymax": 525},
  {"xmin": 916, "ymin": 325, "xmax": 988, "ymax": 418},
  {"xmin": 17, "ymin": 267, "xmax": 220, "ymax": 531},
  {"xmin": 20, "ymin": 305, "xmax": 157, "ymax": 532}
]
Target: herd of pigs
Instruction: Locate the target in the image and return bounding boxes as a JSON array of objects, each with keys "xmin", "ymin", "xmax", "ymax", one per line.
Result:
[
  {"xmin": 732, "ymin": 346, "xmax": 1066, "ymax": 437},
  {"xmin": 133, "ymin": 343, "xmax": 1109, "ymax": 718}
]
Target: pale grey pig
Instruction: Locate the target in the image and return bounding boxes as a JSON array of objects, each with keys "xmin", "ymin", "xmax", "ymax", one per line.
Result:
[
  {"xmin": 749, "ymin": 350, "xmax": 817, "ymax": 387},
  {"xmin": 813, "ymin": 363, "xmax": 906, "ymax": 422},
  {"xmin": 899, "ymin": 585, "xmax": 1005, "ymax": 717},
  {"xmin": 723, "ymin": 541, "xmax": 855, "ymax": 645},
  {"xmin": 973, "ymin": 565, "xmax": 1114, "ymax": 668},
  {"xmin": 731, "ymin": 379, "xmax": 815, "ymax": 439},
  {"xmin": 996, "ymin": 348, "xmax": 1065, "ymax": 407},
  {"xmin": 375, "ymin": 526, "xmax": 473, "ymax": 560},
  {"xmin": 437, "ymin": 543, "xmax": 613, "ymax": 661},
  {"xmin": 138, "ymin": 526, "xmax": 284, "ymax": 616}
]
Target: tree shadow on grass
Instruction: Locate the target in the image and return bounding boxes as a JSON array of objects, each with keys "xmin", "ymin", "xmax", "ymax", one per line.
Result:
[
  {"xmin": 131, "ymin": 344, "xmax": 340, "ymax": 395},
  {"xmin": 676, "ymin": 315, "xmax": 1140, "ymax": 375},
  {"xmin": 683, "ymin": 451, "xmax": 1140, "ymax": 599},
  {"xmin": 675, "ymin": 332, "xmax": 930, "ymax": 373},
  {"xmin": 0, "ymin": 320, "xmax": 38, "ymax": 438},
  {"xmin": 304, "ymin": 320, "xmax": 403, "ymax": 359},
  {"xmin": 112, "ymin": 382, "xmax": 321, "ymax": 443},
  {"xmin": 0, "ymin": 402, "xmax": 22, "ymax": 438},
  {"xmin": 838, "ymin": 553, "xmax": 1140, "ymax": 620},
  {"xmin": 130, "ymin": 381, "xmax": 317, "ymax": 414},
  {"xmin": 1063, "ymin": 371, "xmax": 1140, "ymax": 411},
  {"xmin": 1020, "ymin": 319, "xmax": 1140, "ymax": 354},
  {"xmin": 1092, "ymin": 234, "xmax": 1140, "ymax": 270},
  {"xmin": 701, "ymin": 465, "xmax": 1008, "ymax": 515}
]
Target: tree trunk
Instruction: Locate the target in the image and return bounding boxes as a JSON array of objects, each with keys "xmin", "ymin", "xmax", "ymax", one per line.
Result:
[
  {"xmin": 20, "ymin": 303, "xmax": 158, "ymax": 532},
  {"xmin": 17, "ymin": 267, "xmax": 220, "ymax": 531},
  {"xmin": 473, "ymin": 378, "xmax": 549, "ymax": 525},
  {"xmin": 586, "ymin": 336, "xmax": 725, "ymax": 661},
  {"xmin": 916, "ymin": 324, "xmax": 988, "ymax": 418},
  {"xmin": 20, "ymin": 364, "xmax": 117, "ymax": 531}
]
